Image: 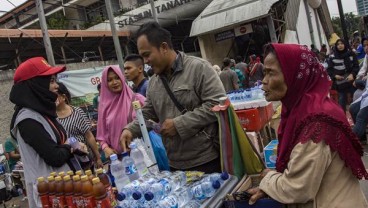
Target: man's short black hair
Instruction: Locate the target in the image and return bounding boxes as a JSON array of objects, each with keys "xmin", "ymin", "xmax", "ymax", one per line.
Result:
[
  {"xmin": 223, "ymin": 58, "xmax": 231, "ymax": 67},
  {"xmin": 235, "ymin": 56, "xmax": 243, "ymax": 63},
  {"xmin": 124, "ymin": 54, "xmax": 144, "ymax": 66},
  {"xmin": 136, "ymin": 21, "xmax": 173, "ymax": 49},
  {"xmin": 97, "ymin": 83, "xmax": 101, "ymax": 91}
]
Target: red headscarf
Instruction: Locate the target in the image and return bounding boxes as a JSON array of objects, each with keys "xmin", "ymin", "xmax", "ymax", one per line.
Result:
[{"xmin": 270, "ymin": 43, "xmax": 368, "ymax": 179}]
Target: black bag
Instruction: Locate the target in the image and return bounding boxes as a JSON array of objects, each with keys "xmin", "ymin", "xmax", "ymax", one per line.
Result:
[{"xmin": 335, "ymin": 74, "xmax": 352, "ymax": 90}]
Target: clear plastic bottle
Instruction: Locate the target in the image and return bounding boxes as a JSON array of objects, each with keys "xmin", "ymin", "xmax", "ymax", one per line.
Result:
[
  {"xmin": 129, "ymin": 142, "xmax": 148, "ymax": 177},
  {"xmin": 203, "ymin": 172, "xmax": 230, "ymax": 185},
  {"xmin": 121, "ymin": 152, "xmax": 139, "ymax": 182},
  {"xmin": 172, "ymin": 186, "xmax": 193, "ymax": 207},
  {"xmin": 170, "ymin": 171, "xmax": 186, "ymax": 188},
  {"xmin": 183, "ymin": 200, "xmax": 201, "ymax": 208},
  {"xmin": 132, "ymin": 191, "xmax": 145, "ymax": 207},
  {"xmin": 144, "ymin": 182, "xmax": 165, "ymax": 202},
  {"xmin": 110, "ymin": 154, "xmax": 129, "ymax": 191},
  {"xmin": 191, "ymin": 180, "xmax": 221, "ymax": 200},
  {"xmin": 156, "ymin": 195, "xmax": 179, "ymax": 208}
]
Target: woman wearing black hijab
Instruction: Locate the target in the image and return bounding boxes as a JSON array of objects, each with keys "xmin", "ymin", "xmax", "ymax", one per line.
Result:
[
  {"xmin": 327, "ymin": 39, "xmax": 360, "ymax": 111},
  {"xmin": 9, "ymin": 57, "xmax": 86, "ymax": 208}
]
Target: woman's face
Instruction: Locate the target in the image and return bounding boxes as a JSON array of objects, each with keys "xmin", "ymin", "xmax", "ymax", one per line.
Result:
[
  {"xmin": 49, "ymin": 75, "xmax": 59, "ymax": 94},
  {"xmin": 337, "ymin": 41, "xmax": 345, "ymax": 51},
  {"xmin": 56, "ymin": 94, "xmax": 66, "ymax": 107},
  {"xmin": 262, "ymin": 53, "xmax": 288, "ymax": 101},
  {"xmin": 107, "ymin": 70, "xmax": 123, "ymax": 93}
]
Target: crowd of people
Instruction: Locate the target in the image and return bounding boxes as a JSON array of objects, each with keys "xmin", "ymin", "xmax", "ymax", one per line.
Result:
[{"xmin": 5, "ymin": 21, "xmax": 368, "ymax": 207}]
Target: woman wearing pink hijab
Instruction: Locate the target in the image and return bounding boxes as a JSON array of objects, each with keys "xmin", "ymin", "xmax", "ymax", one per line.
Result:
[{"xmin": 97, "ymin": 66, "xmax": 145, "ymax": 158}]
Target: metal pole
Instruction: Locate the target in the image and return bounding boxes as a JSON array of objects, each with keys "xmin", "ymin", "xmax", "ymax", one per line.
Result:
[
  {"xmin": 267, "ymin": 16, "xmax": 278, "ymax": 43},
  {"xmin": 150, "ymin": 0, "xmax": 158, "ymax": 22},
  {"xmin": 35, "ymin": 0, "xmax": 55, "ymax": 65},
  {"xmin": 105, "ymin": 0, "xmax": 125, "ymax": 71},
  {"xmin": 337, "ymin": 0, "xmax": 350, "ymax": 48}
]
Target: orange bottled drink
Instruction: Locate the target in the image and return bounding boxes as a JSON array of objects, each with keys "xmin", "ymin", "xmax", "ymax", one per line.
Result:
[
  {"xmin": 47, "ymin": 176, "xmax": 56, "ymax": 206},
  {"xmin": 92, "ymin": 177, "xmax": 111, "ymax": 208},
  {"xmin": 63, "ymin": 176, "xmax": 75, "ymax": 208},
  {"xmin": 96, "ymin": 168, "xmax": 116, "ymax": 207},
  {"xmin": 81, "ymin": 175, "xmax": 96, "ymax": 208},
  {"xmin": 75, "ymin": 170, "xmax": 83, "ymax": 177},
  {"xmin": 37, "ymin": 177, "xmax": 50, "ymax": 208},
  {"xmin": 54, "ymin": 176, "xmax": 66, "ymax": 208},
  {"xmin": 85, "ymin": 170, "xmax": 94, "ymax": 182},
  {"xmin": 67, "ymin": 171, "xmax": 74, "ymax": 177},
  {"xmin": 72, "ymin": 175, "xmax": 84, "ymax": 208},
  {"xmin": 50, "ymin": 172, "xmax": 57, "ymax": 177}
]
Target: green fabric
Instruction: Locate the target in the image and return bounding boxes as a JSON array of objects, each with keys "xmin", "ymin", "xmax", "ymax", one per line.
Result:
[
  {"xmin": 227, "ymin": 109, "xmax": 245, "ymax": 178},
  {"xmin": 93, "ymin": 95, "xmax": 99, "ymax": 109},
  {"xmin": 4, "ymin": 138, "xmax": 18, "ymax": 171},
  {"xmin": 232, "ymin": 67, "xmax": 245, "ymax": 88}
]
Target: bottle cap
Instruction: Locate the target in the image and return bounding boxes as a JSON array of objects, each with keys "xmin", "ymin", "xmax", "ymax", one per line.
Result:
[
  {"xmin": 81, "ymin": 175, "xmax": 88, "ymax": 182},
  {"xmin": 50, "ymin": 172, "xmax": 57, "ymax": 177},
  {"xmin": 221, "ymin": 172, "xmax": 229, "ymax": 180},
  {"xmin": 75, "ymin": 170, "xmax": 83, "ymax": 176},
  {"xmin": 58, "ymin": 172, "xmax": 65, "ymax": 177},
  {"xmin": 96, "ymin": 168, "xmax": 103, "ymax": 174},
  {"xmin": 85, "ymin": 170, "xmax": 92, "ymax": 176},
  {"xmin": 144, "ymin": 192, "xmax": 154, "ymax": 201},
  {"xmin": 116, "ymin": 193, "xmax": 126, "ymax": 201},
  {"xmin": 47, "ymin": 176, "xmax": 54, "ymax": 182},
  {"xmin": 55, "ymin": 176, "xmax": 62, "ymax": 182},
  {"xmin": 110, "ymin": 154, "xmax": 118, "ymax": 161},
  {"xmin": 121, "ymin": 152, "xmax": 129, "ymax": 158},
  {"xmin": 72, "ymin": 175, "xmax": 80, "ymax": 181},
  {"xmin": 92, "ymin": 177, "xmax": 100, "ymax": 184},
  {"xmin": 37, "ymin": 177, "xmax": 45, "ymax": 183},
  {"xmin": 212, "ymin": 180, "xmax": 221, "ymax": 189},
  {"xmin": 129, "ymin": 142, "xmax": 137, "ymax": 149},
  {"xmin": 67, "ymin": 171, "xmax": 74, "ymax": 176},
  {"xmin": 132, "ymin": 191, "xmax": 142, "ymax": 200},
  {"xmin": 63, "ymin": 175, "xmax": 71, "ymax": 181}
]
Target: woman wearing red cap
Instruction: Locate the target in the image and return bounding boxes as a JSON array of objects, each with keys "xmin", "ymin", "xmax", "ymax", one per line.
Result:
[
  {"xmin": 248, "ymin": 44, "xmax": 368, "ymax": 207},
  {"xmin": 9, "ymin": 57, "xmax": 87, "ymax": 208}
]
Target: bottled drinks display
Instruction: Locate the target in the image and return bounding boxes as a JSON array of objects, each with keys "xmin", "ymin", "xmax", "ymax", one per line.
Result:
[{"xmin": 227, "ymin": 84, "xmax": 265, "ymax": 103}]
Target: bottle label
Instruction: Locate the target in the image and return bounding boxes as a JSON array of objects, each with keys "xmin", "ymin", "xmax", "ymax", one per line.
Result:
[
  {"xmin": 106, "ymin": 186, "xmax": 117, "ymax": 207},
  {"xmin": 48, "ymin": 195, "xmax": 55, "ymax": 207},
  {"xmin": 39, "ymin": 195, "xmax": 50, "ymax": 208},
  {"xmin": 65, "ymin": 195, "xmax": 74, "ymax": 208},
  {"xmin": 125, "ymin": 164, "xmax": 137, "ymax": 175},
  {"xmin": 96, "ymin": 198, "xmax": 111, "ymax": 208},
  {"xmin": 192, "ymin": 186, "xmax": 205, "ymax": 200},
  {"xmin": 53, "ymin": 196, "xmax": 66, "ymax": 208},
  {"xmin": 159, "ymin": 179, "xmax": 172, "ymax": 195},
  {"xmin": 73, "ymin": 196, "xmax": 84, "ymax": 208},
  {"xmin": 83, "ymin": 196, "xmax": 96, "ymax": 208},
  {"xmin": 164, "ymin": 195, "xmax": 178, "ymax": 208}
]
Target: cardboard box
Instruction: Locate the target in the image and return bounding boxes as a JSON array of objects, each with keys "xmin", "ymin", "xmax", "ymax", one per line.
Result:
[
  {"xmin": 264, "ymin": 140, "xmax": 278, "ymax": 169},
  {"xmin": 223, "ymin": 175, "xmax": 285, "ymax": 208}
]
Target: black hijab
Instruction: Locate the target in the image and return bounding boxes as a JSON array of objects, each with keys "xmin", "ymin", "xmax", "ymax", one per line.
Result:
[{"xmin": 334, "ymin": 39, "xmax": 350, "ymax": 59}]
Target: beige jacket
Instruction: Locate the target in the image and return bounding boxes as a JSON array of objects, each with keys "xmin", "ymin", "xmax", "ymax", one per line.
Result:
[
  {"xmin": 260, "ymin": 140, "xmax": 368, "ymax": 208},
  {"xmin": 127, "ymin": 52, "xmax": 226, "ymax": 169}
]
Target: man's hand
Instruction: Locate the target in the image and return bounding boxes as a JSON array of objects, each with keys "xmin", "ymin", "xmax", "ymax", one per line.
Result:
[
  {"xmin": 95, "ymin": 158, "xmax": 104, "ymax": 168},
  {"xmin": 335, "ymin": 75, "xmax": 344, "ymax": 80},
  {"xmin": 120, "ymin": 129, "xmax": 133, "ymax": 152},
  {"xmin": 103, "ymin": 147, "xmax": 116, "ymax": 159},
  {"xmin": 160, "ymin": 119, "xmax": 177, "ymax": 137},
  {"xmin": 247, "ymin": 187, "xmax": 266, "ymax": 205},
  {"xmin": 346, "ymin": 74, "xmax": 354, "ymax": 82},
  {"xmin": 260, "ymin": 168, "xmax": 272, "ymax": 179}
]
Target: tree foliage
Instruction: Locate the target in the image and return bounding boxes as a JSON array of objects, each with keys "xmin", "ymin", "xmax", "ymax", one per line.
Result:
[
  {"xmin": 331, "ymin": 12, "xmax": 360, "ymax": 38},
  {"xmin": 47, "ymin": 12, "xmax": 69, "ymax": 29}
]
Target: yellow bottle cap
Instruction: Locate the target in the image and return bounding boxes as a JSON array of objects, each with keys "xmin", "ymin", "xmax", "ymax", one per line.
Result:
[
  {"xmin": 72, "ymin": 175, "xmax": 80, "ymax": 181},
  {"xmin": 67, "ymin": 171, "xmax": 74, "ymax": 176},
  {"xmin": 58, "ymin": 172, "xmax": 65, "ymax": 177},
  {"xmin": 96, "ymin": 168, "xmax": 103, "ymax": 174},
  {"xmin": 63, "ymin": 175, "xmax": 71, "ymax": 181},
  {"xmin": 75, "ymin": 170, "xmax": 83, "ymax": 176},
  {"xmin": 47, "ymin": 176, "xmax": 54, "ymax": 182},
  {"xmin": 85, "ymin": 170, "xmax": 92, "ymax": 176},
  {"xmin": 50, "ymin": 172, "xmax": 57, "ymax": 177},
  {"xmin": 55, "ymin": 176, "xmax": 62, "ymax": 182},
  {"xmin": 92, "ymin": 177, "xmax": 100, "ymax": 184},
  {"xmin": 81, "ymin": 175, "xmax": 88, "ymax": 182},
  {"xmin": 37, "ymin": 177, "xmax": 45, "ymax": 183}
]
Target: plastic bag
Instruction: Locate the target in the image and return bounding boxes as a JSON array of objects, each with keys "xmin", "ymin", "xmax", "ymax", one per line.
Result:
[{"xmin": 148, "ymin": 130, "xmax": 170, "ymax": 171}]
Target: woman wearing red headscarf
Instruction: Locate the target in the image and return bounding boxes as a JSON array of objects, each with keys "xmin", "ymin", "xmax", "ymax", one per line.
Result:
[
  {"xmin": 248, "ymin": 54, "xmax": 264, "ymax": 87},
  {"xmin": 248, "ymin": 44, "xmax": 368, "ymax": 207}
]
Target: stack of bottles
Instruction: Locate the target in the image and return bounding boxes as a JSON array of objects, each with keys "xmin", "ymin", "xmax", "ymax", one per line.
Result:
[
  {"xmin": 37, "ymin": 168, "xmax": 117, "ymax": 208},
  {"xmin": 115, "ymin": 171, "xmax": 230, "ymax": 208},
  {"xmin": 227, "ymin": 85, "xmax": 264, "ymax": 103}
]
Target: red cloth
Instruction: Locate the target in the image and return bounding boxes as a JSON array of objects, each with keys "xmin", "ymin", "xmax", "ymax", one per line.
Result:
[{"xmin": 271, "ymin": 44, "xmax": 368, "ymax": 179}]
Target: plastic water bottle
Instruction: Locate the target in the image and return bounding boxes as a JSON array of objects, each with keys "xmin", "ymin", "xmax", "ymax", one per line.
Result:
[
  {"xmin": 191, "ymin": 180, "xmax": 221, "ymax": 200},
  {"xmin": 122, "ymin": 152, "xmax": 139, "ymax": 182},
  {"xmin": 130, "ymin": 142, "xmax": 149, "ymax": 177},
  {"xmin": 68, "ymin": 137, "xmax": 89, "ymax": 162},
  {"xmin": 156, "ymin": 195, "xmax": 179, "ymax": 208},
  {"xmin": 203, "ymin": 172, "xmax": 230, "ymax": 185},
  {"xmin": 144, "ymin": 182, "xmax": 166, "ymax": 202},
  {"xmin": 183, "ymin": 200, "xmax": 201, "ymax": 208},
  {"xmin": 172, "ymin": 187, "xmax": 193, "ymax": 207},
  {"xmin": 117, "ymin": 200, "xmax": 132, "ymax": 208},
  {"xmin": 170, "ymin": 171, "xmax": 187, "ymax": 187},
  {"xmin": 119, "ymin": 180, "xmax": 140, "ymax": 201},
  {"xmin": 132, "ymin": 191, "xmax": 145, "ymax": 207},
  {"xmin": 110, "ymin": 154, "xmax": 129, "ymax": 191}
]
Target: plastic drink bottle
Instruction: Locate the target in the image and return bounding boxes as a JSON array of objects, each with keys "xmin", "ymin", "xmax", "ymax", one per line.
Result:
[
  {"xmin": 37, "ymin": 177, "xmax": 50, "ymax": 208},
  {"xmin": 67, "ymin": 171, "xmax": 74, "ymax": 177},
  {"xmin": 173, "ymin": 187, "xmax": 193, "ymax": 207},
  {"xmin": 54, "ymin": 176, "xmax": 66, "ymax": 208},
  {"xmin": 75, "ymin": 170, "xmax": 83, "ymax": 177},
  {"xmin": 204, "ymin": 172, "xmax": 229, "ymax": 185},
  {"xmin": 85, "ymin": 170, "xmax": 94, "ymax": 182},
  {"xmin": 96, "ymin": 168, "xmax": 116, "ymax": 207},
  {"xmin": 132, "ymin": 191, "xmax": 145, "ymax": 207},
  {"xmin": 63, "ymin": 175, "xmax": 75, "ymax": 208},
  {"xmin": 121, "ymin": 152, "xmax": 139, "ymax": 182},
  {"xmin": 191, "ymin": 180, "xmax": 220, "ymax": 200},
  {"xmin": 129, "ymin": 142, "xmax": 148, "ymax": 177},
  {"xmin": 92, "ymin": 177, "xmax": 111, "ymax": 208},
  {"xmin": 144, "ymin": 182, "xmax": 165, "ymax": 202},
  {"xmin": 81, "ymin": 175, "xmax": 96, "ymax": 208},
  {"xmin": 68, "ymin": 137, "xmax": 90, "ymax": 162},
  {"xmin": 59, "ymin": 172, "xmax": 65, "ymax": 178},
  {"xmin": 169, "ymin": 171, "xmax": 186, "ymax": 190},
  {"xmin": 72, "ymin": 175, "xmax": 84, "ymax": 208},
  {"xmin": 47, "ymin": 176, "xmax": 55, "ymax": 207},
  {"xmin": 110, "ymin": 154, "xmax": 129, "ymax": 192},
  {"xmin": 183, "ymin": 200, "xmax": 201, "ymax": 208},
  {"xmin": 156, "ymin": 195, "xmax": 179, "ymax": 208},
  {"xmin": 50, "ymin": 172, "xmax": 57, "ymax": 177}
]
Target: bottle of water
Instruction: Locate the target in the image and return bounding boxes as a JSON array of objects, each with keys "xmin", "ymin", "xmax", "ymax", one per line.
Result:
[
  {"xmin": 156, "ymin": 195, "xmax": 179, "ymax": 208},
  {"xmin": 110, "ymin": 154, "xmax": 129, "ymax": 191},
  {"xmin": 191, "ymin": 180, "xmax": 221, "ymax": 200},
  {"xmin": 132, "ymin": 191, "xmax": 145, "ymax": 207},
  {"xmin": 170, "ymin": 171, "xmax": 187, "ymax": 187},
  {"xmin": 116, "ymin": 200, "xmax": 132, "ymax": 208},
  {"xmin": 122, "ymin": 152, "xmax": 139, "ymax": 182},
  {"xmin": 144, "ymin": 182, "xmax": 166, "ymax": 202},
  {"xmin": 130, "ymin": 142, "xmax": 149, "ymax": 177},
  {"xmin": 172, "ymin": 187, "xmax": 193, "ymax": 207},
  {"xmin": 203, "ymin": 172, "xmax": 230, "ymax": 185},
  {"xmin": 183, "ymin": 200, "xmax": 201, "ymax": 208},
  {"xmin": 119, "ymin": 180, "xmax": 140, "ymax": 201}
]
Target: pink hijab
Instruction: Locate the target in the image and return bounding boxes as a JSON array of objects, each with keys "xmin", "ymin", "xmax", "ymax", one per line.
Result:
[
  {"xmin": 269, "ymin": 44, "xmax": 368, "ymax": 179},
  {"xmin": 97, "ymin": 65, "xmax": 145, "ymax": 153}
]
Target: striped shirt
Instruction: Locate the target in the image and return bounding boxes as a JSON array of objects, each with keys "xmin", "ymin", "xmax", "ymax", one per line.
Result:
[
  {"xmin": 328, "ymin": 52, "xmax": 359, "ymax": 77},
  {"xmin": 57, "ymin": 106, "xmax": 91, "ymax": 143}
]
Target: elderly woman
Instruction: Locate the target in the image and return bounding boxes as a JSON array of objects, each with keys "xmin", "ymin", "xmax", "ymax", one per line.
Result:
[{"xmin": 248, "ymin": 44, "xmax": 368, "ymax": 207}]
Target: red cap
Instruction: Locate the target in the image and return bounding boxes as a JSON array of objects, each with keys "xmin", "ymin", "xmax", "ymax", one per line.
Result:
[{"xmin": 14, "ymin": 57, "xmax": 66, "ymax": 83}]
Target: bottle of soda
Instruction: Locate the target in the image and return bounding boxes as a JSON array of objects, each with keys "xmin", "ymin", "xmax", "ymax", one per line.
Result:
[
  {"xmin": 47, "ymin": 176, "xmax": 56, "ymax": 207},
  {"xmin": 72, "ymin": 175, "xmax": 83, "ymax": 208},
  {"xmin": 85, "ymin": 170, "xmax": 94, "ymax": 182},
  {"xmin": 75, "ymin": 170, "xmax": 83, "ymax": 177},
  {"xmin": 92, "ymin": 177, "xmax": 111, "ymax": 208},
  {"xmin": 63, "ymin": 175, "xmax": 75, "ymax": 208},
  {"xmin": 37, "ymin": 177, "xmax": 50, "ymax": 208},
  {"xmin": 81, "ymin": 175, "xmax": 96, "ymax": 208},
  {"xmin": 96, "ymin": 168, "xmax": 116, "ymax": 207},
  {"xmin": 67, "ymin": 171, "xmax": 74, "ymax": 177},
  {"xmin": 50, "ymin": 172, "xmax": 57, "ymax": 177},
  {"xmin": 54, "ymin": 176, "xmax": 66, "ymax": 208}
]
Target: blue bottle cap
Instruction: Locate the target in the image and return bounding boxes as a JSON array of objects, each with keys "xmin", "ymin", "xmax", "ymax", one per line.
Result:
[
  {"xmin": 121, "ymin": 151, "xmax": 129, "ymax": 158},
  {"xmin": 212, "ymin": 180, "xmax": 221, "ymax": 189},
  {"xmin": 116, "ymin": 193, "xmax": 126, "ymax": 201},
  {"xmin": 144, "ymin": 192, "xmax": 154, "ymax": 201},
  {"xmin": 132, "ymin": 191, "xmax": 142, "ymax": 200},
  {"xmin": 221, "ymin": 172, "xmax": 230, "ymax": 180},
  {"xmin": 109, "ymin": 154, "xmax": 118, "ymax": 161}
]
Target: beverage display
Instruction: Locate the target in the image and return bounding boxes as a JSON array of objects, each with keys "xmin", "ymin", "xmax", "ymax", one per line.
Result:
[
  {"xmin": 55, "ymin": 176, "xmax": 66, "ymax": 208},
  {"xmin": 85, "ymin": 170, "xmax": 94, "ymax": 182},
  {"xmin": 47, "ymin": 176, "xmax": 56, "ymax": 207},
  {"xmin": 63, "ymin": 175, "xmax": 75, "ymax": 208},
  {"xmin": 156, "ymin": 195, "xmax": 179, "ymax": 208},
  {"xmin": 203, "ymin": 172, "xmax": 229, "ymax": 185},
  {"xmin": 129, "ymin": 142, "xmax": 148, "ymax": 177},
  {"xmin": 72, "ymin": 175, "xmax": 84, "ymax": 208},
  {"xmin": 122, "ymin": 152, "xmax": 139, "ymax": 182},
  {"xmin": 37, "ymin": 177, "xmax": 49, "ymax": 208},
  {"xmin": 92, "ymin": 177, "xmax": 111, "ymax": 208},
  {"xmin": 96, "ymin": 168, "xmax": 116, "ymax": 207},
  {"xmin": 191, "ymin": 180, "xmax": 221, "ymax": 200},
  {"xmin": 110, "ymin": 154, "xmax": 129, "ymax": 191},
  {"xmin": 81, "ymin": 175, "xmax": 96, "ymax": 208}
]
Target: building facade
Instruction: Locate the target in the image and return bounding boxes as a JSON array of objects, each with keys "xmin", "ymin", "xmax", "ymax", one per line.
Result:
[{"xmin": 357, "ymin": 0, "xmax": 368, "ymax": 16}]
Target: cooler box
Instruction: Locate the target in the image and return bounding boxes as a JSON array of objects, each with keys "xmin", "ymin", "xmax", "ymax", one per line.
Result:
[
  {"xmin": 264, "ymin": 140, "xmax": 278, "ymax": 169},
  {"xmin": 236, "ymin": 103, "xmax": 273, "ymax": 132},
  {"xmin": 223, "ymin": 174, "xmax": 285, "ymax": 208}
]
